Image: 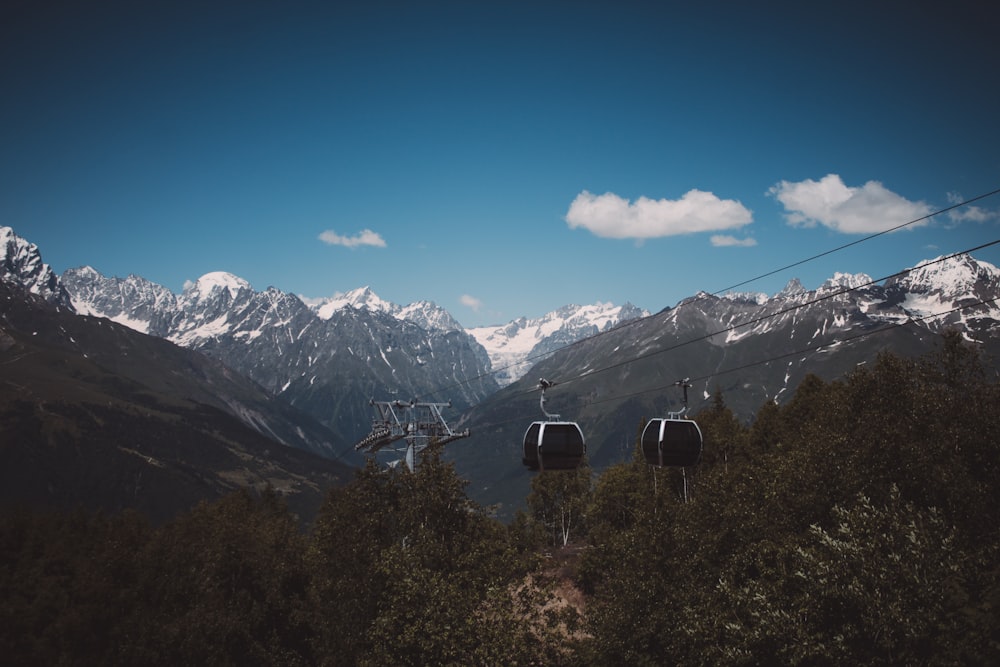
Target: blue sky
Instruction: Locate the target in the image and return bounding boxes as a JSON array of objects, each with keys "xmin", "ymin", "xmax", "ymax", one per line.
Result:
[{"xmin": 3, "ymin": 0, "xmax": 998, "ymax": 327}]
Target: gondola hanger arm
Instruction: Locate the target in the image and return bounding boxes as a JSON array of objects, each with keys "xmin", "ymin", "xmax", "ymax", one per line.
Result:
[{"xmin": 537, "ymin": 378, "xmax": 561, "ymax": 420}]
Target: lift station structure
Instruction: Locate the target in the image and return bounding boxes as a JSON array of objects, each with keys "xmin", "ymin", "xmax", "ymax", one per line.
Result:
[{"xmin": 354, "ymin": 399, "xmax": 470, "ymax": 471}]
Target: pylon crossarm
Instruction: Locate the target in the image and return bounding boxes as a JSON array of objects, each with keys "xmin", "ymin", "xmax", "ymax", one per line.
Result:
[
  {"xmin": 434, "ymin": 429, "xmax": 471, "ymax": 447},
  {"xmin": 356, "ymin": 398, "xmax": 470, "ymax": 466},
  {"xmin": 354, "ymin": 424, "xmax": 406, "ymax": 452}
]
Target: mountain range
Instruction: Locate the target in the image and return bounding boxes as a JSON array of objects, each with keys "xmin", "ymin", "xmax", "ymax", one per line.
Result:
[
  {"xmin": 4, "ymin": 224, "xmax": 1000, "ymax": 515},
  {"xmin": 447, "ymin": 252, "xmax": 1000, "ymax": 512},
  {"xmin": 3, "ymin": 225, "xmax": 648, "ymax": 460},
  {"xmin": 468, "ymin": 301, "xmax": 649, "ymax": 386},
  {"xmin": 58, "ymin": 266, "xmax": 497, "ymax": 459},
  {"xmin": 0, "ymin": 276, "xmax": 353, "ymax": 523}
]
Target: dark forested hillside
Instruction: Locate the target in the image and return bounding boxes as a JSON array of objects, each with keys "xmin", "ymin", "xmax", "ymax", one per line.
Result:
[
  {"xmin": 0, "ymin": 452, "xmax": 576, "ymax": 666},
  {"xmin": 0, "ymin": 281, "xmax": 353, "ymax": 524},
  {"xmin": 3, "ymin": 331, "xmax": 999, "ymax": 664},
  {"xmin": 450, "ymin": 264, "xmax": 1000, "ymax": 515},
  {"xmin": 580, "ymin": 330, "xmax": 1000, "ymax": 664}
]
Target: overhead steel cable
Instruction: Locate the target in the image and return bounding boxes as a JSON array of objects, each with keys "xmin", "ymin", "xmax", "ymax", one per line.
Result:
[
  {"xmin": 414, "ymin": 187, "xmax": 1000, "ymax": 403},
  {"xmin": 460, "ymin": 293, "xmax": 1000, "ymax": 437},
  {"xmin": 709, "ymin": 186, "xmax": 1000, "ymax": 296},
  {"xmin": 581, "ymin": 294, "xmax": 1000, "ymax": 411},
  {"xmin": 456, "ymin": 237, "xmax": 1000, "ymax": 433},
  {"xmin": 554, "ymin": 239, "xmax": 1000, "ymax": 390}
]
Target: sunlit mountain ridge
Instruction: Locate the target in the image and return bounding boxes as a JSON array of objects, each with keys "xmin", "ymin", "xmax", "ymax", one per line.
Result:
[{"xmin": 4, "ymin": 225, "xmax": 1000, "ymax": 514}]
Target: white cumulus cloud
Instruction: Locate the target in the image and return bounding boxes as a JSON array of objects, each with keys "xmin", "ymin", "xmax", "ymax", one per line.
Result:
[
  {"xmin": 768, "ymin": 174, "xmax": 933, "ymax": 234},
  {"xmin": 711, "ymin": 234, "xmax": 757, "ymax": 247},
  {"xmin": 318, "ymin": 228, "xmax": 387, "ymax": 248},
  {"xmin": 460, "ymin": 294, "xmax": 482, "ymax": 311},
  {"xmin": 565, "ymin": 189, "xmax": 753, "ymax": 240}
]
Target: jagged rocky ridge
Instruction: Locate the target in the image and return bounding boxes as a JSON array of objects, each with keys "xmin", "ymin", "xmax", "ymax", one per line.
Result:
[
  {"xmin": 45, "ymin": 243, "xmax": 649, "ymax": 453},
  {"xmin": 0, "ymin": 277, "xmax": 353, "ymax": 522},
  {"xmin": 468, "ymin": 302, "xmax": 650, "ymax": 386},
  {"xmin": 5, "ymin": 224, "xmax": 1000, "ymax": 503},
  {"xmin": 1, "ymin": 227, "xmax": 72, "ymax": 307},
  {"xmin": 307, "ymin": 285, "xmax": 651, "ymax": 386},
  {"xmin": 57, "ymin": 268, "xmax": 498, "ymax": 457}
]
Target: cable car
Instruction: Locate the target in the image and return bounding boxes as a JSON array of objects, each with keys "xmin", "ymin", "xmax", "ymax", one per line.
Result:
[
  {"xmin": 522, "ymin": 420, "xmax": 586, "ymax": 471},
  {"xmin": 641, "ymin": 417, "xmax": 702, "ymax": 467},
  {"xmin": 640, "ymin": 378, "xmax": 702, "ymax": 467},
  {"xmin": 522, "ymin": 378, "xmax": 586, "ymax": 471}
]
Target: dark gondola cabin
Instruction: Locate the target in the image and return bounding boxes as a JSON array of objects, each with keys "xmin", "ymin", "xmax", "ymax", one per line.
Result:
[
  {"xmin": 641, "ymin": 418, "xmax": 703, "ymax": 467},
  {"xmin": 522, "ymin": 421, "xmax": 586, "ymax": 471}
]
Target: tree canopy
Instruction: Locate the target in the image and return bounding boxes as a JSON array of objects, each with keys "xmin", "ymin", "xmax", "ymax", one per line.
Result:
[{"xmin": 2, "ymin": 332, "xmax": 999, "ymax": 664}]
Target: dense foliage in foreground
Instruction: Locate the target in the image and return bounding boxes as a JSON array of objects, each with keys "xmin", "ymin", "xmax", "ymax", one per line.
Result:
[
  {"xmin": 2, "ymin": 333, "xmax": 999, "ymax": 665},
  {"xmin": 0, "ymin": 448, "xmax": 576, "ymax": 666},
  {"xmin": 580, "ymin": 332, "xmax": 1000, "ymax": 665}
]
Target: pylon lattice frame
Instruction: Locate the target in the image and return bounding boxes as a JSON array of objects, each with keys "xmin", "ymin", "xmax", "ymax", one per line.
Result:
[{"xmin": 354, "ymin": 399, "xmax": 470, "ymax": 471}]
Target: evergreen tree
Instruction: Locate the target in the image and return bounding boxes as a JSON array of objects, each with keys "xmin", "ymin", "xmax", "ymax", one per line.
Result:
[
  {"xmin": 694, "ymin": 387, "xmax": 747, "ymax": 472},
  {"xmin": 0, "ymin": 508, "xmax": 150, "ymax": 666},
  {"xmin": 125, "ymin": 489, "xmax": 313, "ymax": 666},
  {"xmin": 308, "ymin": 458, "xmax": 400, "ymax": 663},
  {"xmin": 310, "ymin": 445, "xmax": 577, "ymax": 665},
  {"xmin": 711, "ymin": 487, "xmax": 978, "ymax": 664},
  {"xmin": 581, "ymin": 334, "xmax": 1000, "ymax": 664}
]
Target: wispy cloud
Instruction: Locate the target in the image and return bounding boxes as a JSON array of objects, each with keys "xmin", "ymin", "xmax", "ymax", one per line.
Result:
[
  {"xmin": 946, "ymin": 192, "xmax": 999, "ymax": 224},
  {"xmin": 565, "ymin": 189, "xmax": 752, "ymax": 240},
  {"xmin": 768, "ymin": 174, "xmax": 933, "ymax": 234},
  {"xmin": 460, "ymin": 294, "xmax": 482, "ymax": 311},
  {"xmin": 318, "ymin": 229, "xmax": 387, "ymax": 248},
  {"xmin": 711, "ymin": 234, "xmax": 757, "ymax": 247}
]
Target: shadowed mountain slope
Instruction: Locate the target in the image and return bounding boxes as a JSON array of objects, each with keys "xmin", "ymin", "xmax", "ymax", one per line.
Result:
[{"xmin": 0, "ymin": 281, "xmax": 353, "ymax": 524}]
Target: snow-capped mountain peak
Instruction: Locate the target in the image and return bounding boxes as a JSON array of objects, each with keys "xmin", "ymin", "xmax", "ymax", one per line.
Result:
[
  {"xmin": 397, "ymin": 300, "xmax": 463, "ymax": 332},
  {"xmin": 469, "ymin": 301, "xmax": 650, "ymax": 386},
  {"xmin": 313, "ymin": 286, "xmax": 394, "ymax": 320},
  {"xmin": 893, "ymin": 254, "xmax": 1000, "ymax": 296},
  {"xmin": 776, "ymin": 278, "xmax": 807, "ymax": 299},
  {"xmin": 62, "ymin": 266, "xmax": 178, "ymax": 334},
  {"xmin": 183, "ymin": 272, "xmax": 252, "ymax": 300},
  {"xmin": 721, "ymin": 290, "xmax": 769, "ymax": 305},
  {"xmin": 310, "ymin": 286, "xmax": 462, "ymax": 331},
  {"xmin": 819, "ymin": 271, "xmax": 874, "ymax": 292},
  {"xmin": 876, "ymin": 254, "xmax": 1000, "ymax": 326},
  {"xmin": 0, "ymin": 226, "xmax": 70, "ymax": 306}
]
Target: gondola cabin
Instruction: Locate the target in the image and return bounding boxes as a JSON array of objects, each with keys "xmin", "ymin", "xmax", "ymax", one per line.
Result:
[
  {"xmin": 641, "ymin": 418, "xmax": 703, "ymax": 467},
  {"xmin": 522, "ymin": 421, "xmax": 586, "ymax": 471}
]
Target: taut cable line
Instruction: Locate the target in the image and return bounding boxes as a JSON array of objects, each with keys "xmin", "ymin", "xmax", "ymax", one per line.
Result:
[
  {"xmin": 414, "ymin": 188, "xmax": 1000, "ymax": 404},
  {"xmin": 456, "ymin": 244, "xmax": 1000, "ymax": 434},
  {"xmin": 581, "ymin": 295, "xmax": 1000, "ymax": 411},
  {"xmin": 553, "ymin": 240, "xmax": 1000, "ymax": 391},
  {"xmin": 710, "ymin": 186, "xmax": 1000, "ymax": 296},
  {"xmin": 458, "ymin": 294, "xmax": 1000, "ymax": 436}
]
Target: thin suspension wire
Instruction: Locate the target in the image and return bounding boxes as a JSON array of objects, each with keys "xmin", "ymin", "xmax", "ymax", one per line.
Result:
[
  {"xmin": 466, "ymin": 294, "xmax": 999, "ymax": 433},
  {"xmin": 415, "ymin": 187, "xmax": 1000, "ymax": 402},
  {"xmin": 710, "ymin": 186, "xmax": 1000, "ymax": 296},
  {"xmin": 458, "ymin": 238, "xmax": 1000, "ymax": 430},
  {"xmin": 555, "ymin": 239, "xmax": 1000, "ymax": 390},
  {"xmin": 586, "ymin": 295, "xmax": 1000, "ymax": 410}
]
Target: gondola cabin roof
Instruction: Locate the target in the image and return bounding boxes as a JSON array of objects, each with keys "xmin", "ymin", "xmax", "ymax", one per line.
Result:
[
  {"xmin": 522, "ymin": 421, "xmax": 586, "ymax": 471},
  {"xmin": 641, "ymin": 417, "xmax": 702, "ymax": 467}
]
